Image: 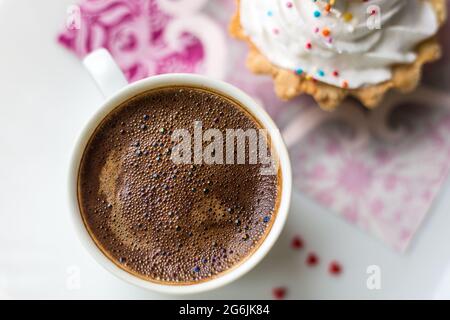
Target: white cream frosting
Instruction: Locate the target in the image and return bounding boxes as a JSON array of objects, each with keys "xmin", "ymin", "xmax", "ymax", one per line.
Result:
[{"xmin": 240, "ymin": 0, "xmax": 439, "ymax": 88}]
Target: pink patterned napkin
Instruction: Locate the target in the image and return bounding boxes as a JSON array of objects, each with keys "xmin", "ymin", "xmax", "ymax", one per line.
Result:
[{"xmin": 58, "ymin": 0, "xmax": 450, "ymax": 252}]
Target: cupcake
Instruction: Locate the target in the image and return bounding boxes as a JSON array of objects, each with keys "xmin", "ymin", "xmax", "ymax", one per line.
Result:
[{"xmin": 230, "ymin": 0, "xmax": 447, "ymax": 110}]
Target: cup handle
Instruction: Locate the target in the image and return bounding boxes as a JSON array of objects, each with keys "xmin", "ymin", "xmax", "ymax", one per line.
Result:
[{"xmin": 83, "ymin": 48, "xmax": 129, "ymax": 99}]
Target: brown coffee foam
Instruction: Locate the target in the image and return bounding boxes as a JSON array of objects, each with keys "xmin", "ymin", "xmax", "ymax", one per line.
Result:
[{"xmin": 77, "ymin": 87, "xmax": 280, "ymax": 284}]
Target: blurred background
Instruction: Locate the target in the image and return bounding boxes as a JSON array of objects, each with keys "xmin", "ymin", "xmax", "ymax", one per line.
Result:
[{"xmin": 1, "ymin": 0, "xmax": 450, "ymax": 299}]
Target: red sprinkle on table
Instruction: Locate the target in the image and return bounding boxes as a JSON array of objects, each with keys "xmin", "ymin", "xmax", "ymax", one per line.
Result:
[
  {"xmin": 306, "ymin": 252, "xmax": 319, "ymax": 266},
  {"xmin": 291, "ymin": 236, "xmax": 304, "ymax": 250},
  {"xmin": 329, "ymin": 261, "xmax": 343, "ymax": 276},
  {"xmin": 272, "ymin": 287, "xmax": 287, "ymax": 300}
]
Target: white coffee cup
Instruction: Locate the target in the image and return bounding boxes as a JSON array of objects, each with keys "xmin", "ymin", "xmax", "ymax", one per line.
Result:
[{"xmin": 68, "ymin": 48, "xmax": 292, "ymax": 294}]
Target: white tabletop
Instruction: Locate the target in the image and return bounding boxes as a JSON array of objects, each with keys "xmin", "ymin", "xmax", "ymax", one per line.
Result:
[{"xmin": 1, "ymin": 0, "xmax": 450, "ymax": 299}]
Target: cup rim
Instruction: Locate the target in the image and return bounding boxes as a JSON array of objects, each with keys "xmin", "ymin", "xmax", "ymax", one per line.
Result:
[{"xmin": 68, "ymin": 73, "xmax": 292, "ymax": 295}]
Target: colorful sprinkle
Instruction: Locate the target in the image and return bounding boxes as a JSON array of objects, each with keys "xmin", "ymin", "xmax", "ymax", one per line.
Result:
[
  {"xmin": 291, "ymin": 236, "xmax": 304, "ymax": 250},
  {"xmin": 306, "ymin": 252, "xmax": 319, "ymax": 266},
  {"xmin": 343, "ymin": 12, "xmax": 353, "ymax": 22},
  {"xmin": 329, "ymin": 261, "xmax": 343, "ymax": 276},
  {"xmin": 342, "ymin": 80, "xmax": 349, "ymax": 88},
  {"xmin": 272, "ymin": 287, "xmax": 287, "ymax": 300}
]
